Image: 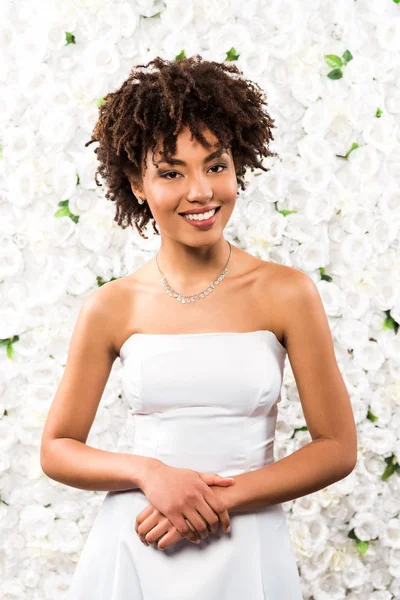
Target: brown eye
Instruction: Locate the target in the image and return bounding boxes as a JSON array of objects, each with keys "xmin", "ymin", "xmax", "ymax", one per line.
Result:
[{"xmin": 160, "ymin": 164, "xmax": 227, "ymax": 180}]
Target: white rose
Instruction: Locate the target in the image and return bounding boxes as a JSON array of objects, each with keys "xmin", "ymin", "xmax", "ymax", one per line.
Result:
[
  {"xmin": 81, "ymin": 39, "xmax": 121, "ymax": 76},
  {"xmin": 19, "ymin": 504, "xmax": 55, "ymax": 538},
  {"xmin": 351, "ymin": 511, "xmax": 385, "ymax": 541},
  {"xmin": 347, "ymin": 482, "xmax": 379, "ymax": 513},
  {"xmin": 361, "ymin": 423, "xmax": 396, "ymax": 455},
  {"xmin": 382, "ymin": 517, "xmax": 400, "ymax": 550}
]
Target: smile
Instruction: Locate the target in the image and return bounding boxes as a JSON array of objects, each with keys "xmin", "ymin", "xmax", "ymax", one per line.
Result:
[{"xmin": 180, "ymin": 206, "xmax": 221, "ymax": 229}]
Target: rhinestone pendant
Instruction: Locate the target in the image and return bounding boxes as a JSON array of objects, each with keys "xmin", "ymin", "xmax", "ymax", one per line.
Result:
[
  {"xmin": 156, "ymin": 242, "xmax": 231, "ymax": 304},
  {"xmin": 159, "ymin": 268, "xmax": 229, "ymax": 303}
]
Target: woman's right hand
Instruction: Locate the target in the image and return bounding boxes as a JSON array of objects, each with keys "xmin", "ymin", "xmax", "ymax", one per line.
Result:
[{"xmin": 140, "ymin": 460, "xmax": 234, "ymax": 544}]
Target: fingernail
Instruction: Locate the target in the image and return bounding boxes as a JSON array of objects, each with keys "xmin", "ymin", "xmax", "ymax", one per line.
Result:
[{"xmin": 226, "ymin": 526, "xmax": 230, "ymax": 533}]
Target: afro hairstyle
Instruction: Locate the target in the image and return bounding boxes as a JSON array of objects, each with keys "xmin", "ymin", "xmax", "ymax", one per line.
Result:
[{"xmin": 85, "ymin": 54, "xmax": 279, "ymax": 239}]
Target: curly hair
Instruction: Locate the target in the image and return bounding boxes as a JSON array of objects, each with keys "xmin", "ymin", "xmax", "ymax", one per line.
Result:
[{"xmin": 85, "ymin": 54, "xmax": 279, "ymax": 239}]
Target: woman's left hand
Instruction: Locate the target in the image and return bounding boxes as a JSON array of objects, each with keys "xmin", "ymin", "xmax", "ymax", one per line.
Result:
[
  {"xmin": 135, "ymin": 504, "xmax": 194, "ymax": 550},
  {"xmin": 135, "ymin": 484, "xmax": 232, "ymax": 551}
]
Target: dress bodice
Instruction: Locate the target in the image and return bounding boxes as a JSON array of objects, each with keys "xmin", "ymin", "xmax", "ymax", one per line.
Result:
[{"xmin": 120, "ymin": 330, "xmax": 287, "ymax": 477}]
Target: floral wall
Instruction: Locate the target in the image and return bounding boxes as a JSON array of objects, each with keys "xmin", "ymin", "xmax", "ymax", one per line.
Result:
[{"xmin": 1, "ymin": 0, "xmax": 400, "ymax": 598}]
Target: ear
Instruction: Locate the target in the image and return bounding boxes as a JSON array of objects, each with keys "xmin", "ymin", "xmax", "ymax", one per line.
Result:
[
  {"xmin": 126, "ymin": 172, "xmax": 144, "ymax": 199},
  {"xmin": 130, "ymin": 182, "xmax": 144, "ymax": 199}
]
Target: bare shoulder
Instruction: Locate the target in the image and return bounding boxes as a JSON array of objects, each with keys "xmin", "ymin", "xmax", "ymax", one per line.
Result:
[
  {"xmin": 88, "ymin": 264, "xmax": 154, "ymax": 356},
  {"xmin": 258, "ymin": 259, "xmax": 303, "ymax": 285},
  {"xmin": 83, "ymin": 277, "xmax": 124, "ymax": 317},
  {"xmin": 82, "ymin": 278, "xmax": 130, "ymax": 359},
  {"xmin": 272, "ymin": 265, "xmax": 323, "ymax": 330},
  {"xmin": 256, "ymin": 261, "xmax": 314, "ymax": 345},
  {"xmin": 258, "ymin": 260, "xmax": 311, "ymax": 300},
  {"xmin": 260, "ymin": 261, "xmax": 334, "ymax": 359}
]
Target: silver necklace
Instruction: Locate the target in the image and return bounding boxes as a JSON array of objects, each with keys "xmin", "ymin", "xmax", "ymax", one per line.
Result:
[{"xmin": 155, "ymin": 240, "xmax": 232, "ymax": 304}]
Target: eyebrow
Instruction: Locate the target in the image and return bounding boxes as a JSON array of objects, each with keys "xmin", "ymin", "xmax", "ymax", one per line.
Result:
[{"xmin": 155, "ymin": 147, "xmax": 228, "ymax": 166}]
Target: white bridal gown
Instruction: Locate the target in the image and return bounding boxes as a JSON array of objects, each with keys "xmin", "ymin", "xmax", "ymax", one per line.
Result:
[{"xmin": 67, "ymin": 330, "xmax": 303, "ymax": 600}]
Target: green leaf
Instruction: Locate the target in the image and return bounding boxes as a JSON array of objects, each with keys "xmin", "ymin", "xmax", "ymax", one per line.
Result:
[
  {"xmin": 367, "ymin": 410, "xmax": 378, "ymax": 423},
  {"xmin": 327, "ymin": 68, "xmax": 343, "ymax": 80},
  {"xmin": 6, "ymin": 341, "xmax": 14, "ymax": 360},
  {"xmin": 356, "ymin": 540, "xmax": 368, "ymax": 556},
  {"xmin": 375, "ymin": 108, "xmax": 383, "ymax": 117},
  {"xmin": 336, "ymin": 142, "xmax": 359, "ymax": 160},
  {"xmin": 279, "ymin": 209, "xmax": 297, "ymax": 216},
  {"xmin": 324, "ymin": 54, "xmax": 343, "ymax": 68},
  {"xmin": 97, "ymin": 97, "xmax": 105, "ymax": 107},
  {"xmin": 348, "ymin": 528, "xmax": 357, "ymax": 540},
  {"xmin": 54, "ymin": 199, "xmax": 80, "ymax": 223},
  {"xmin": 65, "ymin": 32, "xmax": 76, "ymax": 45},
  {"xmin": 141, "ymin": 7, "xmax": 165, "ymax": 18},
  {"xmin": 342, "ymin": 50, "xmax": 353, "ymax": 64},
  {"xmin": 226, "ymin": 47, "xmax": 240, "ymax": 61},
  {"xmin": 393, "ymin": 0, "xmax": 400, "ymax": 4},
  {"xmin": 76, "ymin": 173, "xmax": 80, "ymax": 185},
  {"xmin": 54, "ymin": 207, "xmax": 70, "ymax": 218},
  {"xmin": 346, "ymin": 142, "xmax": 359, "ymax": 157},
  {"xmin": 319, "ymin": 267, "xmax": 333, "ymax": 282},
  {"xmin": 348, "ymin": 528, "xmax": 369, "ymax": 556},
  {"xmin": 381, "ymin": 454, "xmax": 400, "ymax": 481},
  {"xmin": 175, "ymin": 50, "xmax": 186, "ymax": 61},
  {"xmin": 383, "ymin": 313, "xmax": 396, "ymax": 332},
  {"xmin": 291, "ymin": 425, "xmax": 308, "ymax": 439},
  {"xmin": 2, "ymin": 335, "xmax": 19, "ymax": 359},
  {"xmin": 384, "ymin": 310, "xmax": 398, "ymax": 334},
  {"xmin": 97, "ymin": 275, "xmax": 119, "ymax": 287}
]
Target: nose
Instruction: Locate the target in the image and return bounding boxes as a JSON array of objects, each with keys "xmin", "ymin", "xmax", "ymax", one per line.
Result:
[{"xmin": 186, "ymin": 178, "xmax": 213, "ymax": 202}]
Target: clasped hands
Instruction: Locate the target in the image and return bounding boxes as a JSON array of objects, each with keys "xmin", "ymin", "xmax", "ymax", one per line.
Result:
[{"xmin": 134, "ymin": 461, "xmax": 236, "ymax": 551}]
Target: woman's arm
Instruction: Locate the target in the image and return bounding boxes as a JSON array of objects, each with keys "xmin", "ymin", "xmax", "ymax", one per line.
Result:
[
  {"xmin": 40, "ymin": 282, "xmax": 159, "ymax": 492},
  {"xmin": 223, "ymin": 269, "xmax": 358, "ymax": 513},
  {"xmin": 218, "ymin": 437, "xmax": 355, "ymax": 513},
  {"xmin": 41, "ymin": 438, "xmax": 158, "ymax": 492}
]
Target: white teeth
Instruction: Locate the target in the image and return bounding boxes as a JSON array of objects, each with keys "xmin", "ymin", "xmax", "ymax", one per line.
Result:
[{"xmin": 183, "ymin": 208, "xmax": 216, "ymax": 221}]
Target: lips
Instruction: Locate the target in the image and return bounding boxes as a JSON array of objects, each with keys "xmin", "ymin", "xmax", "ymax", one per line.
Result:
[
  {"xmin": 179, "ymin": 206, "xmax": 221, "ymax": 216},
  {"xmin": 180, "ymin": 206, "xmax": 221, "ymax": 219},
  {"xmin": 179, "ymin": 205, "xmax": 221, "ymax": 229}
]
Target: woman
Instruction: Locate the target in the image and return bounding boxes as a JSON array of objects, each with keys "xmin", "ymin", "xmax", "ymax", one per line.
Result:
[{"xmin": 41, "ymin": 55, "xmax": 357, "ymax": 599}]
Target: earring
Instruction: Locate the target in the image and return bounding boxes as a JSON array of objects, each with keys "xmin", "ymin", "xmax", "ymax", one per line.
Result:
[{"xmin": 137, "ymin": 197, "xmax": 145, "ymax": 205}]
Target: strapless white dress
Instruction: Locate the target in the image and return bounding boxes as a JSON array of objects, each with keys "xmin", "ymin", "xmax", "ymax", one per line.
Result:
[{"xmin": 66, "ymin": 330, "xmax": 303, "ymax": 599}]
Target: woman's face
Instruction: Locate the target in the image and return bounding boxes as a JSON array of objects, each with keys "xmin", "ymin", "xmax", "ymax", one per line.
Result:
[{"xmin": 131, "ymin": 124, "xmax": 238, "ymax": 243}]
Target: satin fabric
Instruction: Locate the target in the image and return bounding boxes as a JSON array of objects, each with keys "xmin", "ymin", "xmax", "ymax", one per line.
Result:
[{"xmin": 67, "ymin": 330, "xmax": 303, "ymax": 599}]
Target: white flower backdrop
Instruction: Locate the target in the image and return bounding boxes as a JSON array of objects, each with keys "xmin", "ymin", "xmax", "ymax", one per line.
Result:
[{"xmin": 0, "ymin": 0, "xmax": 400, "ymax": 598}]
